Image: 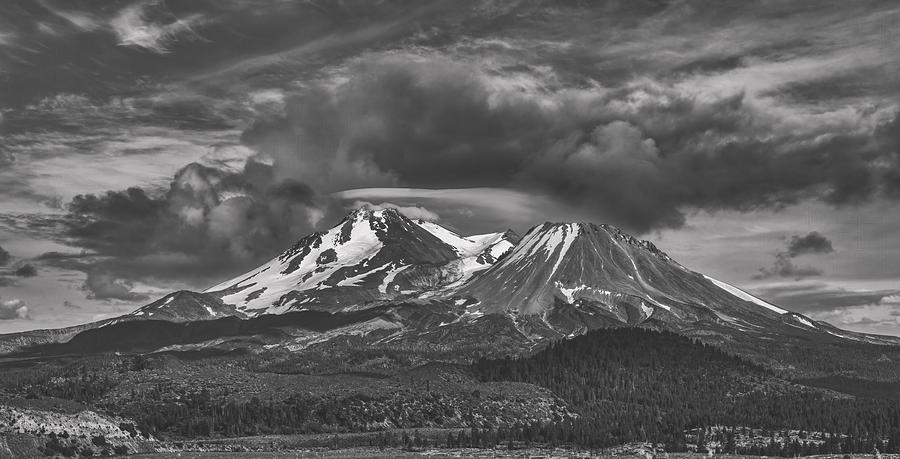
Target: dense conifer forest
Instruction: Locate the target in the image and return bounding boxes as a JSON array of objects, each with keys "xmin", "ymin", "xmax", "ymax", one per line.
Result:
[{"xmin": 474, "ymin": 328, "xmax": 900, "ymax": 454}]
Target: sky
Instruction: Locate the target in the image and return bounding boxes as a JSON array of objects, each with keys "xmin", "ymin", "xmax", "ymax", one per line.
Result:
[{"xmin": 0, "ymin": 0, "xmax": 898, "ymax": 335}]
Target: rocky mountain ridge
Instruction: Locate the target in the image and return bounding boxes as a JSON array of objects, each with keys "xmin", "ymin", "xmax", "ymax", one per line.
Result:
[{"xmin": 3, "ymin": 207, "xmax": 899, "ymax": 367}]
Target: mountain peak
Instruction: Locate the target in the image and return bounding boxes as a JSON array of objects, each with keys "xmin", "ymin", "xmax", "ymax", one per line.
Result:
[
  {"xmin": 82, "ymin": 208, "xmax": 879, "ymax": 359},
  {"xmin": 344, "ymin": 205, "xmax": 404, "ymax": 222},
  {"xmin": 201, "ymin": 208, "xmax": 468, "ymax": 314},
  {"xmin": 525, "ymin": 221, "xmax": 672, "ymax": 262},
  {"xmin": 456, "ymin": 220, "xmax": 707, "ymax": 318}
]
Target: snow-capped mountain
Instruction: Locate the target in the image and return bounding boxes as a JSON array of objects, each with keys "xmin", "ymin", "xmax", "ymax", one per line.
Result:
[
  {"xmin": 12, "ymin": 207, "xmax": 898, "ymax": 360},
  {"xmin": 193, "ymin": 207, "xmax": 517, "ymax": 316},
  {"xmin": 455, "ymin": 221, "xmax": 806, "ymax": 335},
  {"xmin": 132, "ymin": 209, "xmax": 889, "ymax": 346}
]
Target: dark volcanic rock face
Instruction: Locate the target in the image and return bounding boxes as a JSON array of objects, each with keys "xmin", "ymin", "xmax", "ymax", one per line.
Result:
[{"xmin": 129, "ymin": 290, "xmax": 243, "ymax": 322}]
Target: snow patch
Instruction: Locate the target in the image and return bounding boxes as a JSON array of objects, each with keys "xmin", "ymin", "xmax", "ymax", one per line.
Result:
[
  {"xmin": 548, "ymin": 224, "xmax": 580, "ymax": 279},
  {"xmin": 557, "ymin": 284, "xmax": 580, "ymax": 304},
  {"xmin": 643, "ymin": 296, "xmax": 671, "ymax": 311},
  {"xmin": 212, "ymin": 209, "xmax": 387, "ymax": 313},
  {"xmin": 337, "ymin": 263, "xmax": 392, "ymax": 287},
  {"xmin": 378, "ymin": 264, "xmax": 409, "ymax": 294},
  {"xmin": 640, "ymin": 302, "xmax": 653, "ymax": 319},
  {"xmin": 790, "ymin": 314, "xmax": 817, "ymax": 328},
  {"xmin": 704, "ymin": 276, "xmax": 788, "ymax": 314}
]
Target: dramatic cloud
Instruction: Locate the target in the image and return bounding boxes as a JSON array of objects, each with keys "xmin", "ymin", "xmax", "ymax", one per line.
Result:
[
  {"xmin": 14, "ymin": 264, "xmax": 37, "ymax": 278},
  {"xmin": 755, "ymin": 232, "xmax": 835, "ymax": 280},
  {"xmin": 0, "ymin": 245, "xmax": 10, "ymax": 266},
  {"xmin": 63, "ymin": 161, "xmax": 340, "ymax": 282},
  {"xmin": 243, "ymin": 54, "xmax": 900, "ymax": 233},
  {"xmin": 754, "ymin": 255, "xmax": 823, "ymax": 280},
  {"xmin": 0, "ymin": 299, "xmax": 30, "ymax": 320},
  {"xmin": 785, "ymin": 232, "xmax": 835, "ymax": 257},
  {"xmin": 3, "ymin": 0, "xmax": 900, "ymax": 334},
  {"xmin": 82, "ymin": 271, "xmax": 149, "ymax": 302}
]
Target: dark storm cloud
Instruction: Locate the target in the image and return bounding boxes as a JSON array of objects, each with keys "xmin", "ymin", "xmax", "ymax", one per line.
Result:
[
  {"xmin": 7, "ymin": 0, "xmax": 900, "ymax": 313},
  {"xmin": 243, "ymin": 54, "xmax": 900, "ymax": 232},
  {"xmin": 0, "ymin": 246, "xmax": 10, "ymax": 266},
  {"xmin": 878, "ymin": 114, "xmax": 900, "ymax": 199},
  {"xmin": 264, "ymin": 180, "xmax": 316, "ymax": 203},
  {"xmin": 753, "ymin": 254, "xmax": 823, "ymax": 280},
  {"xmin": 62, "ymin": 161, "xmax": 342, "ymax": 283},
  {"xmin": 755, "ymin": 232, "xmax": 834, "ymax": 280},
  {"xmin": 14, "ymin": 264, "xmax": 37, "ymax": 278},
  {"xmin": 786, "ymin": 232, "xmax": 834, "ymax": 257},
  {"xmin": 35, "ymin": 251, "xmax": 89, "ymax": 261},
  {"xmin": 0, "ymin": 278, "xmax": 18, "ymax": 287},
  {"xmin": 82, "ymin": 271, "xmax": 148, "ymax": 302}
]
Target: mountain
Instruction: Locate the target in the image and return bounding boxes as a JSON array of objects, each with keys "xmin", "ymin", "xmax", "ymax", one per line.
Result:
[
  {"xmin": 4, "ymin": 207, "xmax": 900, "ymax": 376},
  {"xmin": 454, "ymin": 221, "xmax": 845, "ymax": 340},
  {"xmin": 192, "ymin": 208, "xmax": 517, "ymax": 317},
  {"xmin": 130, "ymin": 290, "xmax": 244, "ymax": 322}
]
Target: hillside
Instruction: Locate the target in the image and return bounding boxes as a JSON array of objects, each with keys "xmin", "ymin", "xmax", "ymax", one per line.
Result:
[{"xmin": 475, "ymin": 328, "xmax": 900, "ymax": 454}]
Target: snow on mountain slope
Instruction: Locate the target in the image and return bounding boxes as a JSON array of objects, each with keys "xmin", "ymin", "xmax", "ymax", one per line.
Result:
[
  {"xmin": 415, "ymin": 220, "xmax": 515, "ymax": 258},
  {"xmin": 8, "ymin": 211, "xmax": 899, "ymax": 357},
  {"xmin": 455, "ymin": 221, "xmax": 822, "ymax": 338},
  {"xmin": 197, "ymin": 208, "xmax": 517, "ymax": 316},
  {"xmin": 87, "ymin": 210, "xmax": 891, "ymax": 353},
  {"xmin": 201, "ymin": 207, "xmax": 460, "ymax": 315},
  {"xmin": 703, "ymin": 275, "xmax": 788, "ymax": 315},
  {"xmin": 414, "ymin": 220, "xmax": 518, "ymax": 291}
]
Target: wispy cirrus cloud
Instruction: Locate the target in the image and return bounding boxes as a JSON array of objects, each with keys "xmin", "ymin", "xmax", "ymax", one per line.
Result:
[
  {"xmin": 110, "ymin": 1, "xmax": 206, "ymax": 54},
  {"xmin": 752, "ymin": 282, "xmax": 900, "ymax": 314}
]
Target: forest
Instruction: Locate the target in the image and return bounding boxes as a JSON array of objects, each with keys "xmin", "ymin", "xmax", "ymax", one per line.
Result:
[
  {"xmin": 475, "ymin": 328, "xmax": 900, "ymax": 454},
  {"xmin": 4, "ymin": 328, "xmax": 900, "ymax": 456}
]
